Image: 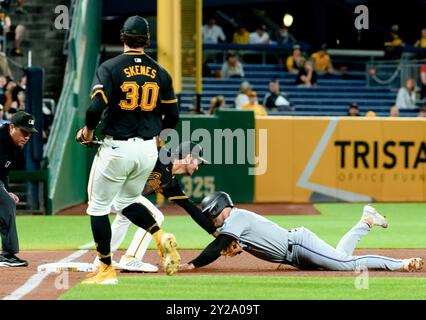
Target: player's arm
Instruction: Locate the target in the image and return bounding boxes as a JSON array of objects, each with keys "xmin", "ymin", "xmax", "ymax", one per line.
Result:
[
  {"xmin": 78, "ymin": 64, "xmax": 112, "ymax": 141},
  {"xmin": 183, "ymin": 234, "xmax": 235, "ymax": 269},
  {"xmin": 173, "ymin": 197, "xmax": 217, "ymax": 235},
  {"xmin": 163, "ymin": 182, "xmax": 217, "ymax": 235},
  {"xmin": 160, "ymin": 101, "xmax": 179, "ymax": 130},
  {"xmin": 159, "ymin": 72, "xmax": 179, "ymax": 130}
]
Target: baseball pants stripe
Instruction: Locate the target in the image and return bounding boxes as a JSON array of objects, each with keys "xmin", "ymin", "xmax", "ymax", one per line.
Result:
[{"xmin": 290, "ymin": 226, "xmax": 403, "ymax": 271}]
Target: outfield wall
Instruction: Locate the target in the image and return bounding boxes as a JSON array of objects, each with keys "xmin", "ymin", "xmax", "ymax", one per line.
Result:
[
  {"xmin": 174, "ymin": 109, "xmax": 255, "ymax": 203},
  {"xmin": 254, "ymin": 117, "xmax": 426, "ymax": 202}
]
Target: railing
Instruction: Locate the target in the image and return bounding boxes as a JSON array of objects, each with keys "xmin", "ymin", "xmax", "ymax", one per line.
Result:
[
  {"xmin": 203, "ymin": 43, "xmax": 311, "ymax": 64},
  {"xmin": 367, "ymin": 57, "xmax": 425, "ymax": 89}
]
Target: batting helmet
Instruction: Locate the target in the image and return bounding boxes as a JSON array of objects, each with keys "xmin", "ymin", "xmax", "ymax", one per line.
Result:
[{"xmin": 201, "ymin": 191, "xmax": 234, "ymax": 219}]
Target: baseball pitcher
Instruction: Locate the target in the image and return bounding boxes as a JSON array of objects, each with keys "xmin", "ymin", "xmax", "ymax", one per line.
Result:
[{"xmin": 76, "ymin": 16, "xmax": 181, "ymax": 284}]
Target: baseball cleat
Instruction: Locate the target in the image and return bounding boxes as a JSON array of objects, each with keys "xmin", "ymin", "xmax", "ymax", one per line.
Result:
[
  {"xmin": 160, "ymin": 233, "xmax": 181, "ymax": 276},
  {"xmin": 92, "ymin": 256, "xmax": 119, "ymax": 270},
  {"xmin": 82, "ymin": 261, "xmax": 118, "ymax": 285},
  {"xmin": 402, "ymin": 257, "xmax": 423, "ymax": 272},
  {"xmin": 118, "ymin": 255, "xmax": 159, "ymax": 273},
  {"xmin": 361, "ymin": 205, "xmax": 388, "ymax": 228},
  {"xmin": 0, "ymin": 254, "xmax": 28, "ymax": 267}
]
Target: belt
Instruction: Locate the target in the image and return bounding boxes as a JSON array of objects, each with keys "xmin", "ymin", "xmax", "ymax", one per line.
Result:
[
  {"xmin": 110, "ymin": 136, "xmax": 153, "ymax": 141},
  {"xmin": 288, "ymin": 240, "xmax": 293, "ymax": 254}
]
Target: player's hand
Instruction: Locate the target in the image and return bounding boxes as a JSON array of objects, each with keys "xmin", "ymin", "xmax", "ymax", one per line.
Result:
[
  {"xmin": 76, "ymin": 127, "xmax": 98, "ymax": 147},
  {"xmin": 179, "ymin": 263, "xmax": 195, "ymax": 271},
  {"xmin": 9, "ymin": 192, "xmax": 19, "ymax": 204}
]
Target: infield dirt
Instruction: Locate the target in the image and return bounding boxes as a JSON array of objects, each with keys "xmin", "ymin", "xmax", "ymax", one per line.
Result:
[{"xmin": 1, "ymin": 248, "xmax": 425, "ymax": 300}]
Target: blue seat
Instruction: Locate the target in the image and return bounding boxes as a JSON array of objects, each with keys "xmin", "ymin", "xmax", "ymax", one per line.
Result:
[{"xmin": 181, "ymin": 66, "xmax": 400, "ymax": 116}]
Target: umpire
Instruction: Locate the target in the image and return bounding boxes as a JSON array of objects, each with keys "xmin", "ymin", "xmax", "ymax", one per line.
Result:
[{"xmin": 0, "ymin": 111, "xmax": 38, "ymax": 267}]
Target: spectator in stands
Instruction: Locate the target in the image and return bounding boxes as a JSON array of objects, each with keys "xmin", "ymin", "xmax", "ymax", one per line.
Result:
[
  {"xmin": 202, "ymin": 59, "xmax": 218, "ymax": 77},
  {"xmin": 15, "ymin": 0, "xmax": 26, "ymax": 15},
  {"xmin": 396, "ymin": 78, "xmax": 417, "ymax": 109},
  {"xmin": 347, "ymin": 102, "xmax": 360, "ymax": 116},
  {"xmin": 242, "ymin": 90, "xmax": 268, "ymax": 116},
  {"xmin": 0, "ymin": 53, "xmax": 12, "ymax": 77},
  {"xmin": 296, "ymin": 59, "xmax": 317, "ymax": 87},
  {"xmin": 286, "ymin": 45, "xmax": 305, "ymax": 74},
  {"xmin": 232, "ymin": 26, "xmax": 250, "ymax": 45},
  {"xmin": 235, "ymin": 81, "xmax": 252, "ymax": 109},
  {"xmin": 0, "ymin": 104, "xmax": 6, "ymax": 125},
  {"xmin": 9, "ymin": 86, "xmax": 24, "ymax": 113},
  {"xmin": 1, "ymin": 0, "xmax": 27, "ymax": 15},
  {"xmin": 389, "ymin": 105, "xmax": 399, "ymax": 117},
  {"xmin": 263, "ymin": 79, "xmax": 292, "ymax": 111},
  {"xmin": 276, "ymin": 26, "xmax": 296, "ymax": 46},
  {"xmin": 420, "ymin": 60, "xmax": 426, "ymax": 100},
  {"xmin": 202, "ymin": 18, "xmax": 226, "ymax": 44},
  {"xmin": 384, "ymin": 24, "xmax": 404, "ymax": 59},
  {"xmin": 207, "ymin": 95, "xmax": 225, "ymax": 115},
  {"xmin": 0, "ymin": 74, "xmax": 6, "ymax": 92},
  {"xmin": 365, "ymin": 110, "xmax": 377, "ymax": 117},
  {"xmin": 0, "ymin": 3, "xmax": 26, "ymax": 56},
  {"xmin": 414, "ymin": 28, "xmax": 426, "ymax": 48},
  {"xmin": 221, "ymin": 51, "xmax": 244, "ymax": 78},
  {"xmin": 311, "ymin": 44, "xmax": 334, "ymax": 74},
  {"xmin": 18, "ymin": 74, "xmax": 26, "ymax": 89},
  {"xmin": 3, "ymin": 78, "xmax": 16, "ymax": 112},
  {"xmin": 249, "ymin": 25, "xmax": 271, "ymax": 45},
  {"xmin": 418, "ymin": 104, "xmax": 426, "ymax": 118}
]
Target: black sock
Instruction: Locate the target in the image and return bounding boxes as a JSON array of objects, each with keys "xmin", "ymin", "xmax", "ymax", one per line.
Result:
[
  {"xmin": 90, "ymin": 215, "xmax": 112, "ymax": 265},
  {"xmin": 122, "ymin": 203, "xmax": 160, "ymax": 234}
]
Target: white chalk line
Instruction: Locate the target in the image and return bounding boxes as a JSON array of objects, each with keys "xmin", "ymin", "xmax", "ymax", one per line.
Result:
[{"xmin": 2, "ymin": 241, "xmax": 94, "ymax": 300}]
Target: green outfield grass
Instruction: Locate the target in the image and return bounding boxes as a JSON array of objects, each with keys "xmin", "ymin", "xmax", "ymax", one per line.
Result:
[
  {"xmin": 60, "ymin": 275, "xmax": 426, "ymax": 300},
  {"xmin": 17, "ymin": 203, "xmax": 426, "ymax": 250}
]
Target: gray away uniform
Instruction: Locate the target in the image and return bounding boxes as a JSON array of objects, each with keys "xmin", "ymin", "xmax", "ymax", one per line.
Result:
[{"xmin": 220, "ymin": 208, "xmax": 404, "ymax": 271}]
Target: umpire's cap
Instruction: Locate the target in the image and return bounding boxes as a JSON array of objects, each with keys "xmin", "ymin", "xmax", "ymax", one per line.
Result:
[
  {"xmin": 11, "ymin": 111, "xmax": 38, "ymax": 133},
  {"xmin": 122, "ymin": 15, "xmax": 150, "ymax": 36},
  {"xmin": 201, "ymin": 191, "xmax": 234, "ymax": 219},
  {"xmin": 173, "ymin": 141, "xmax": 209, "ymax": 164}
]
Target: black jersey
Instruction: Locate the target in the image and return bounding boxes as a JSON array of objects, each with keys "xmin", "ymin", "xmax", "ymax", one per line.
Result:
[
  {"xmin": 143, "ymin": 159, "xmax": 187, "ymax": 201},
  {"xmin": 0, "ymin": 124, "xmax": 24, "ymax": 190},
  {"xmin": 142, "ymin": 154, "xmax": 216, "ymax": 235},
  {"xmin": 91, "ymin": 51, "xmax": 178, "ymax": 139}
]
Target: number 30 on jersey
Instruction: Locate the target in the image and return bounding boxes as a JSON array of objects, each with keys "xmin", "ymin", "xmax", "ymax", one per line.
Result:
[{"xmin": 119, "ymin": 81, "xmax": 159, "ymax": 111}]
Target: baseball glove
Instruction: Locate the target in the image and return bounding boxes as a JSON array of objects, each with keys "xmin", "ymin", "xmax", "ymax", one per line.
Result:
[
  {"xmin": 75, "ymin": 128, "xmax": 100, "ymax": 147},
  {"xmin": 221, "ymin": 240, "xmax": 243, "ymax": 257}
]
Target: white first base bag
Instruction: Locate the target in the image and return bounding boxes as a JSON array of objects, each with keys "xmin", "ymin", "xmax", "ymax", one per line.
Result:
[{"xmin": 37, "ymin": 262, "xmax": 95, "ymax": 273}]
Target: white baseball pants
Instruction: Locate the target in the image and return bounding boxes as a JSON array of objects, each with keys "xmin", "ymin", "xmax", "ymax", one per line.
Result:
[
  {"xmin": 110, "ymin": 195, "xmax": 164, "ymax": 260},
  {"xmin": 86, "ymin": 137, "xmax": 158, "ymax": 216}
]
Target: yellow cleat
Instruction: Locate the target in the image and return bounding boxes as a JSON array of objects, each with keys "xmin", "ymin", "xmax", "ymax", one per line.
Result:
[
  {"xmin": 82, "ymin": 261, "xmax": 118, "ymax": 285},
  {"xmin": 161, "ymin": 233, "xmax": 181, "ymax": 276},
  {"xmin": 154, "ymin": 230, "xmax": 167, "ymax": 264}
]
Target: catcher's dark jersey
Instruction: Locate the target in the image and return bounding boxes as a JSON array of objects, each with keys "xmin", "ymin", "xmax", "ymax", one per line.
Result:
[
  {"xmin": 143, "ymin": 158, "xmax": 187, "ymax": 201},
  {"xmin": 142, "ymin": 150, "xmax": 216, "ymax": 235},
  {"xmin": 91, "ymin": 51, "xmax": 178, "ymax": 139}
]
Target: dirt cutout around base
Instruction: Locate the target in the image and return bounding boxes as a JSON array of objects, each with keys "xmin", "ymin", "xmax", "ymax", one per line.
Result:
[{"xmin": 0, "ymin": 249, "xmax": 424, "ymax": 300}]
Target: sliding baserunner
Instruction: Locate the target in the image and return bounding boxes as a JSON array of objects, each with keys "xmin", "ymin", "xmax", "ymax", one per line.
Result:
[{"xmin": 180, "ymin": 192, "xmax": 423, "ymax": 273}]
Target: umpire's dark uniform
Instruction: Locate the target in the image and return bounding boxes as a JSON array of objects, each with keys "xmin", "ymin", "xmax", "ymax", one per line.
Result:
[{"xmin": 0, "ymin": 111, "xmax": 37, "ymax": 266}]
